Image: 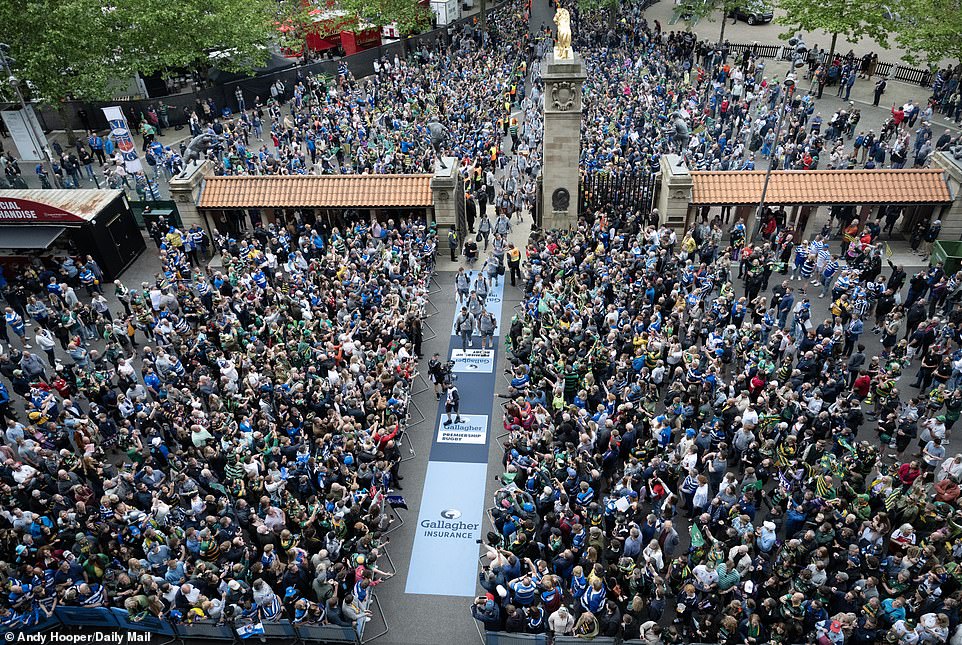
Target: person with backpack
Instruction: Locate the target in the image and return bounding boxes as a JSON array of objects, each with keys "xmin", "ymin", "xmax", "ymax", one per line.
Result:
[
  {"xmin": 478, "ymin": 307, "xmax": 497, "ymax": 349},
  {"xmin": 454, "ymin": 306, "xmax": 476, "ymax": 351}
]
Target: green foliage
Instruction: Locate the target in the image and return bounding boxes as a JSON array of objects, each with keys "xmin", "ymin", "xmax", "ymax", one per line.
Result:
[
  {"xmin": 340, "ymin": 0, "xmax": 433, "ymax": 34},
  {"xmin": 776, "ymin": 0, "xmax": 890, "ymax": 53},
  {"xmin": 115, "ymin": 0, "xmax": 275, "ymax": 74},
  {"xmin": 274, "ymin": 0, "xmax": 319, "ymax": 57},
  {"xmin": 577, "ymin": 0, "xmax": 619, "ymax": 28},
  {"xmin": 577, "ymin": 0, "xmax": 618, "ymax": 11},
  {"xmin": 0, "ymin": 0, "xmax": 275, "ymax": 104},
  {"xmin": 895, "ymin": 0, "xmax": 962, "ymax": 66},
  {"xmin": 0, "ymin": 0, "xmax": 118, "ymax": 102},
  {"xmin": 683, "ymin": 0, "xmax": 747, "ymax": 24}
]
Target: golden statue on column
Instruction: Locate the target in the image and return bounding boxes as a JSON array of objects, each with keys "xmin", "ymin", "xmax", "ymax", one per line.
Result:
[{"xmin": 554, "ymin": 7, "xmax": 573, "ymax": 60}]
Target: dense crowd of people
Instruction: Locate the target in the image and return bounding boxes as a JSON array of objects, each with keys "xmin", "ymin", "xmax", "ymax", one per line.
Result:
[
  {"xmin": 177, "ymin": 8, "xmax": 531, "ymax": 180},
  {"xmin": 4, "ymin": 0, "xmax": 962, "ymax": 641},
  {"xmin": 0, "ymin": 211, "xmax": 438, "ymax": 630},
  {"xmin": 570, "ymin": 5, "xmax": 961, "ymax": 175},
  {"xmin": 470, "ymin": 203, "xmax": 962, "ymax": 644}
]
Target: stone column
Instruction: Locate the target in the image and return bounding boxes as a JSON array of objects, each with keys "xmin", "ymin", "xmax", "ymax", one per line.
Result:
[
  {"xmin": 168, "ymin": 160, "xmax": 213, "ymax": 233},
  {"xmin": 932, "ymin": 151, "xmax": 962, "ymax": 239},
  {"xmin": 657, "ymin": 154, "xmax": 693, "ymax": 232},
  {"xmin": 541, "ymin": 52, "xmax": 586, "ymax": 230},
  {"xmin": 431, "ymin": 156, "xmax": 459, "ymax": 231}
]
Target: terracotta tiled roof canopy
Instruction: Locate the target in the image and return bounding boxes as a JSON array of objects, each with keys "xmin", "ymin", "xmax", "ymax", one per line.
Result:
[
  {"xmin": 197, "ymin": 175, "xmax": 434, "ymax": 209},
  {"xmin": 690, "ymin": 169, "xmax": 951, "ymax": 205}
]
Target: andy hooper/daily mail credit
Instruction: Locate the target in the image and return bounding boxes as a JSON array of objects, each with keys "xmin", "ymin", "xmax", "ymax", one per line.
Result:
[{"xmin": 10, "ymin": 633, "xmax": 152, "ymax": 643}]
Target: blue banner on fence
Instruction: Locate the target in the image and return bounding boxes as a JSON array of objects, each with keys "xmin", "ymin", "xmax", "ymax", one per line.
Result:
[
  {"xmin": 55, "ymin": 606, "xmax": 119, "ymax": 628},
  {"xmin": 10, "ymin": 613, "xmax": 60, "ymax": 635}
]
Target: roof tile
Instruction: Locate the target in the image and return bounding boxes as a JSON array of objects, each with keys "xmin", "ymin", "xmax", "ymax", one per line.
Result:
[
  {"xmin": 690, "ymin": 169, "xmax": 950, "ymax": 205},
  {"xmin": 197, "ymin": 175, "xmax": 435, "ymax": 209}
]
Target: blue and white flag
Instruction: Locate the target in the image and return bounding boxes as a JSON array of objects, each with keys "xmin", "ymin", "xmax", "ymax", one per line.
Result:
[
  {"xmin": 102, "ymin": 106, "xmax": 143, "ymax": 173},
  {"xmin": 237, "ymin": 621, "xmax": 265, "ymax": 639}
]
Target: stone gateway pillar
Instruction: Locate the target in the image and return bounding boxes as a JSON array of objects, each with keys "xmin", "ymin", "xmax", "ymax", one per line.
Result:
[{"xmin": 541, "ymin": 51, "xmax": 586, "ymax": 230}]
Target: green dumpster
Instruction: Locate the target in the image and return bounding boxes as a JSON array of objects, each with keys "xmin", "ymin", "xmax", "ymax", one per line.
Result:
[{"xmin": 932, "ymin": 240, "xmax": 962, "ymax": 274}]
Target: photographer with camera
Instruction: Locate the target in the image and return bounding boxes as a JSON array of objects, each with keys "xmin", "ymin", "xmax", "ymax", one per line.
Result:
[{"xmin": 428, "ymin": 352, "xmax": 446, "ymax": 400}]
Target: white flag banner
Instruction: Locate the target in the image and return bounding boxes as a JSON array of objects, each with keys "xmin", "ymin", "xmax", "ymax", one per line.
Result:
[{"xmin": 101, "ymin": 106, "xmax": 143, "ymax": 173}]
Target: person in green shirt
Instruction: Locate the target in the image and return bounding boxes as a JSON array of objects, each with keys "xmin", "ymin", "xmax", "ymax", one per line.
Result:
[
  {"xmin": 139, "ymin": 121, "xmax": 157, "ymax": 151},
  {"xmin": 715, "ymin": 559, "xmax": 741, "ymax": 593}
]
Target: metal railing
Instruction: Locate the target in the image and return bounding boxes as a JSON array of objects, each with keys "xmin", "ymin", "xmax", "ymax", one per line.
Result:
[{"xmin": 725, "ymin": 42, "xmax": 933, "ymax": 86}]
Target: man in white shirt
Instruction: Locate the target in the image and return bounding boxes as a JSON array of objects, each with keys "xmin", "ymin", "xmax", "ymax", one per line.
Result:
[
  {"xmin": 548, "ymin": 606, "xmax": 574, "ymax": 635},
  {"xmin": 11, "ymin": 461, "xmax": 37, "ymax": 487}
]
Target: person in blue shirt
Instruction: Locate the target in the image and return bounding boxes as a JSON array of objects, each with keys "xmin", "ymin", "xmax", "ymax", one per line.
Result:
[
  {"xmin": 4, "ymin": 307, "xmax": 29, "ymax": 349},
  {"xmin": 143, "ymin": 367, "xmax": 162, "ymax": 400},
  {"xmin": 0, "ymin": 380, "xmax": 12, "ymax": 422},
  {"xmin": 580, "ymin": 578, "xmax": 606, "ymax": 613},
  {"xmin": 509, "ymin": 575, "xmax": 538, "ymax": 607},
  {"xmin": 879, "ymin": 597, "xmax": 906, "ymax": 626}
]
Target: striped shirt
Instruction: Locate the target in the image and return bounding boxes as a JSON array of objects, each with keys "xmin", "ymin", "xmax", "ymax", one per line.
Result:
[
  {"xmin": 510, "ymin": 580, "xmax": 538, "ymax": 606},
  {"xmin": 581, "ymin": 584, "xmax": 607, "ymax": 612},
  {"xmin": 79, "ymin": 584, "xmax": 105, "ymax": 606},
  {"xmin": 570, "ymin": 576, "xmax": 588, "ymax": 599},
  {"xmin": 259, "ymin": 593, "xmax": 283, "ymax": 620}
]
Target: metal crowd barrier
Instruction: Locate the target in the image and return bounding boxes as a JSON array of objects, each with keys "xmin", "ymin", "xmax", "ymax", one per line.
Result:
[
  {"xmin": 400, "ymin": 428, "xmax": 417, "ymax": 462},
  {"xmin": 422, "ymin": 319, "xmax": 438, "ymax": 342},
  {"xmin": 407, "ymin": 399, "xmax": 427, "ymax": 427},
  {"xmin": 384, "ymin": 498, "xmax": 406, "ymax": 535},
  {"xmin": 412, "ymin": 371, "xmax": 430, "ymax": 395}
]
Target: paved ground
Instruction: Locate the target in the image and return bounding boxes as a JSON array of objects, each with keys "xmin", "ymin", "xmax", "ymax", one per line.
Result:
[
  {"xmin": 646, "ymin": 0, "xmax": 946, "ymax": 67},
  {"xmin": 1, "ymin": 3, "xmax": 956, "ymax": 642}
]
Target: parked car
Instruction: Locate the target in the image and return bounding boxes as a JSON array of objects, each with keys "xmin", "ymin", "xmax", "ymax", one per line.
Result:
[{"xmin": 728, "ymin": 3, "xmax": 774, "ymax": 24}]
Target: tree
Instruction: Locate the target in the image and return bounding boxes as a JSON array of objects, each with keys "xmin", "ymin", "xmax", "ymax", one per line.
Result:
[
  {"xmin": 275, "ymin": 0, "xmax": 324, "ymax": 62},
  {"xmin": 0, "ymin": 0, "xmax": 276, "ymax": 139},
  {"xmin": 0, "ymin": 0, "xmax": 120, "ymax": 104},
  {"xmin": 577, "ymin": 0, "xmax": 619, "ymax": 31},
  {"xmin": 776, "ymin": 0, "xmax": 889, "ymax": 60},
  {"xmin": 339, "ymin": 0, "xmax": 433, "ymax": 35},
  {"xmin": 683, "ymin": 0, "xmax": 750, "ymax": 43},
  {"xmin": 113, "ymin": 0, "xmax": 276, "ymax": 75},
  {"xmin": 895, "ymin": 0, "xmax": 962, "ymax": 67}
]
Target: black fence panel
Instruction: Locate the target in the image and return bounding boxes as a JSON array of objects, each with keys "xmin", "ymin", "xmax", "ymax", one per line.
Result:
[
  {"xmin": 579, "ymin": 172, "xmax": 656, "ymax": 221},
  {"xmin": 725, "ymin": 42, "xmax": 932, "ymax": 86}
]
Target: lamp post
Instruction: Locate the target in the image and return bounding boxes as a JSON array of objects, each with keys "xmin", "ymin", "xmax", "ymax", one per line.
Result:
[
  {"xmin": 754, "ymin": 38, "xmax": 807, "ymax": 238},
  {"xmin": 0, "ymin": 43, "xmax": 54, "ymax": 179}
]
